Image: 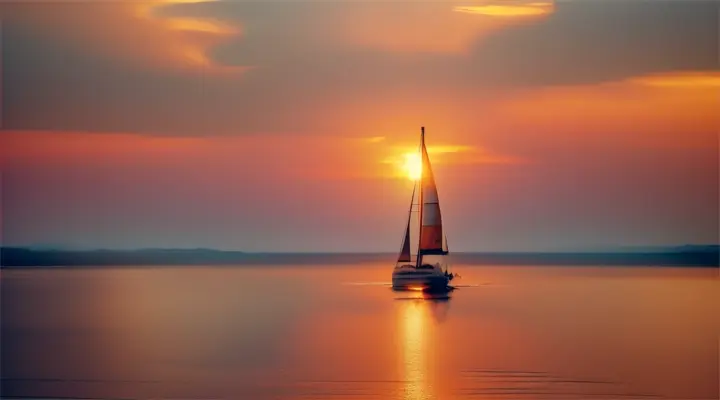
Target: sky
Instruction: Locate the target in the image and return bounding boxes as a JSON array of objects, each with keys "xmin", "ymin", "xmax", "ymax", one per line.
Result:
[{"xmin": 0, "ymin": 0, "xmax": 718, "ymax": 252}]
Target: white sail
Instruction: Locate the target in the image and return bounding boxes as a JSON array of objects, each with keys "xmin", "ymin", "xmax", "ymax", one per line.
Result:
[{"xmin": 417, "ymin": 127, "xmax": 447, "ymax": 260}]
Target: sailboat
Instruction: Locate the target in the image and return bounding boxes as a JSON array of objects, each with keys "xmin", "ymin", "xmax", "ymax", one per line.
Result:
[{"xmin": 392, "ymin": 127, "xmax": 457, "ymax": 292}]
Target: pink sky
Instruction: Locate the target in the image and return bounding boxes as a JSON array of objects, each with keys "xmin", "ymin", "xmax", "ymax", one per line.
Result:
[{"xmin": 1, "ymin": 0, "xmax": 717, "ymax": 251}]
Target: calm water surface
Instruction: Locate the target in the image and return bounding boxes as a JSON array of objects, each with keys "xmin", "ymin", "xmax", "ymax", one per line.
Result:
[{"xmin": 1, "ymin": 263, "xmax": 718, "ymax": 399}]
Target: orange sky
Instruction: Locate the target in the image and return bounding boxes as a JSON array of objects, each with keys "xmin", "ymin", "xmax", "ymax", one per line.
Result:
[{"xmin": 1, "ymin": 0, "xmax": 717, "ymax": 251}]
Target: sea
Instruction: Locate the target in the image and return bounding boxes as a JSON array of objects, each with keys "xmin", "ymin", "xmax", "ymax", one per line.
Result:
[{"xmin": 1, "ymin": 257, "xmax": 718, "ymax": 400}]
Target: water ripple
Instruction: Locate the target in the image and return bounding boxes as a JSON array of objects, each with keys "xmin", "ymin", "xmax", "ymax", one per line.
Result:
[{"xmin": 456, "ymin": 368, "xmax": 663, "ymax": 399}]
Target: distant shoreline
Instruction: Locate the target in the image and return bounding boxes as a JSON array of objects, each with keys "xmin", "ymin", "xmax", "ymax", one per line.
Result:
[{"xmin": 1, "ymin": 246, "xmax": 718, "ymax": 268}]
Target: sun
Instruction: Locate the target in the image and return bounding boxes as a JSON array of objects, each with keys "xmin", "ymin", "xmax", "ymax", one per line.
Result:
[{"xmin": 402, "ymin": 152, "xmax": 422, "ymax": 181}]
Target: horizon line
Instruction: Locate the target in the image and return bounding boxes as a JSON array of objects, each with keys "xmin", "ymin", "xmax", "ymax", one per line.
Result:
[{"xmin": 2, "ymin": 245, "xmax": 718, "ymax": 254}]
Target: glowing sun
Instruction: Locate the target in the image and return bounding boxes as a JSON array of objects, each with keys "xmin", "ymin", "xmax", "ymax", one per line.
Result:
[{"xmin": 402, "ymin": 152, "xmax": 422, "ymax": 181}]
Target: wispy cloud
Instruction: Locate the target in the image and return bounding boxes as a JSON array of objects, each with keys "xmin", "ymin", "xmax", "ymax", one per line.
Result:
[
  {"xmin": 629, "ymin": 71, "xmax": 720, "ymax": 88},
  {"xmin": 3, "ymin": 0, "xmax": 247, "ymax": 73},
  {"xmin": 379, "ymin": 141, "xmax": 523, "ymax": 180},
  {"xmin": 136, "ymin": 0, "xmax": 245, "ymax": 71},
  {"xmin": 454, "ymin": 1, "xmax": 554, "ymax": 18},
  {"xmin": 328, "ymin": 1, "xmax": 553, "ymax": 55},
  {"xmin": 483, "ymin": 71, "xmax": 719, "ymax": 152},
  {"xmin": 139, "ymin": 1, "xmax": 238, "ymax": 35},
  {"xmin": 363, "ymin": 136, "xmax": 387, "ymax": 143},
  {"xmin": 426, "ymin": 145, "xmax": 525, "ymax": 166}
]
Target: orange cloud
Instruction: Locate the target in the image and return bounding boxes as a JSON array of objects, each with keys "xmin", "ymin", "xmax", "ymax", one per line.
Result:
[
  {"xmin": 0, "ymin": 131, "xmax": 369, "ymax": 181},
  {"xmin": 2, "ymin": 0, "xmax": 246, "ymax": 74},
  {"xmin": 374, "ymin": 139, "xmax": 522, "ymax": 180},
  {"xmin": 629, "ymin": 71, "xmax": 720, "ymax": 88},
  {"xmin": 0, "ymin": 131, "xmax": 205, "ymax": 168},
  {"xmin": 0, "ymin": 130, "xmax": 521, "ymax": 184},
  {"xmin": 363, "ymin": 136, "xmax": 387, "ymax": 143},
  {"xmin": 483, "ymin": 71, "xmax": 719, "ymax": 151},
  {"xmin": 138, "ymin": 1, "xmax": 238, "ymax": 35},
  {"xmin": 333, "ymin": 1, "xmax": 554, "ymax": 54},
  {"xmin": 454, "ymin": 1, "xmax": 554, "ymax": 18}
]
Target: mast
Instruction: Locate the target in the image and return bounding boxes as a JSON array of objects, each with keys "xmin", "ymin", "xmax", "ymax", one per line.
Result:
[{"xmin": 416, "ymin": 126, "xmax": 425, "ymax": 268}]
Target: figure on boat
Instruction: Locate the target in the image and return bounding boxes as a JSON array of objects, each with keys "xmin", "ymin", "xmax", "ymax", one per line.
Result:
[{"xmin": 391, "ymin": 127, "xmax": 458, "ymax": 292}]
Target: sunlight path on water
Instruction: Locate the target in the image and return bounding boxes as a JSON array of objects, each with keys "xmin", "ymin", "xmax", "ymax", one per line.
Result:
[
  {"xmin": 400, "ymin": 298, "xmax": 431, "ymax": 400},
  {"xmin": 394, "ymin": 290, "xmax": 458, "ymax": 400}
]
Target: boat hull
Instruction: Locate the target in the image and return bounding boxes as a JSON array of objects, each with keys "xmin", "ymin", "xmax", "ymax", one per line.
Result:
[{"xmin": 391, "ymin": 266, "xmax": 449, "ymax": 291}]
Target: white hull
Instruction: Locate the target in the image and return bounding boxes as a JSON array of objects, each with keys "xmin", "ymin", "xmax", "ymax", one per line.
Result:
[{"xmin": 392, "ymin": 264, "xmax": 449, "ymax": 290}]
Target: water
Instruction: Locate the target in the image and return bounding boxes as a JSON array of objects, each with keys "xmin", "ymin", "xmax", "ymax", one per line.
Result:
[{"xmin": 1, "ymin": 262, "xmax": 718, "ymax": 399}]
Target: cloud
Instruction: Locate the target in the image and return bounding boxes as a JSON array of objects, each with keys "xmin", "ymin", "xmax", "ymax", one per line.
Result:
[
  {"xmin": 0, "ymin": 130, "xmax": 523, "ymax": 185},
  {"xmin": 463, "ymin": 0, "xmax": 717, "ymax": 86},
  {"xmin": 0, "ymin": 0, "xmax": 247, "ymax": 73},
  {"xmin": 454, "ymin": 1, "xmax": 554, "ymax": 18},
  {"xmin": 629, "ymin": 71, "xmax": 720, "ymax": 88},
  {"xmin": 0, "ymin": 130, "xmax": 423, "ymax": 250},
  {"xmin": 363, "ymin": 136, "xmax": 387, "ymax": 143},
  {"xmin": 0, "ymin": 130, "xmax": 377, "ymax": 181},
  {"xmin": 1, "ymin": 2, "xmax": 716, "ymax": 251},
  {"xmin": 3, "ymin": 0, "xmax": 716, "ymax": 139},
  {"xmin": 324, "ymin": 5, "xmax": 504, "ymax": 54},
  {"xmin": 473, "ymin": 71, "xmax": 719, "ymax": 157},
  {"xmin": 377, "ymin": 139, "xmax": 523, "ymax": 181},
  {"xmin": 317, "ymin": 1, "xmax": 555, "ymax": 54}
]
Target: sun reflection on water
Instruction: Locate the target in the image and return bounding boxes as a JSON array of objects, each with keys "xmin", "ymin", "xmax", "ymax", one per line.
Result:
[{"xmin": 400, "ymin": 297, "xmax": 433, "ymax": 400}]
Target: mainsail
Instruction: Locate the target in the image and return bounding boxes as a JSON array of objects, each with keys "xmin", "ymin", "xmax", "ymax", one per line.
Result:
[{"xmin": 417, "ymin": 127, "xmax": 446, "ymax": 260}]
